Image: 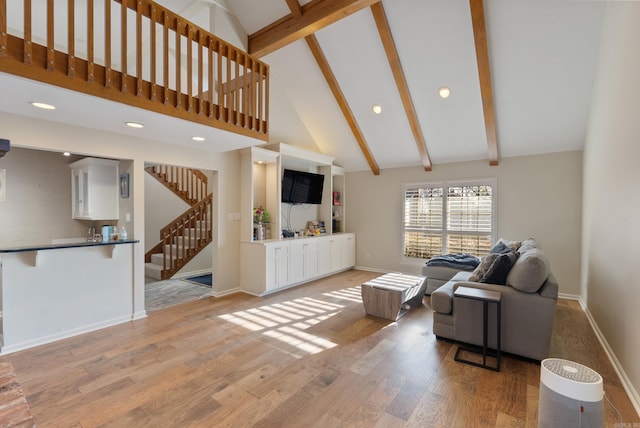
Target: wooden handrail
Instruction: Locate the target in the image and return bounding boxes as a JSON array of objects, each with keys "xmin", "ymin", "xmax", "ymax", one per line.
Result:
[
  {"xmin": 0, "ymin": 0, "xmax": 269, "ymax": 140},
  {"xmin": 149, "ymin": 193, "xmax": 213, "ymax": 279},
  {"xmin": 160, "ymin": 193, "xmax": 212, "ymax": 238},
  {"xmin": 145, "ymin": 164, "xmax": 207, "ymax": 205}
]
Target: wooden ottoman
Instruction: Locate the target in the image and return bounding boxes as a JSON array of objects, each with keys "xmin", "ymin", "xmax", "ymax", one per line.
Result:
[{"xmin": 361, "ymin": 273, "xmax": 427, "ymax": 321}]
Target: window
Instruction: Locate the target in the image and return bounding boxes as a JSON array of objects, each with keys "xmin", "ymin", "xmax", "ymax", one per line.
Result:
[{"xmin": 403, "ymin": 179, "xmax": 496, "ymax": 260}]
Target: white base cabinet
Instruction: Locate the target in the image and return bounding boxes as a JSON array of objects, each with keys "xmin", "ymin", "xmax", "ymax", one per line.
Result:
[
  {"xmin": 267, "ymin": 243, "xmax": 289, "ymax": 292},
  {"xmin": 330, "ymin": 233, "xmax": 356, "ymax": 272},
  {"xmin": 240, "ymin": 233, "xmax": 355, "ymax": 296}
]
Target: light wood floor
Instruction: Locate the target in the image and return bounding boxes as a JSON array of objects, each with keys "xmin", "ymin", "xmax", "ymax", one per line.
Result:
[{"xmin": 3, "ymin": 270, "xmax": 638, "ymax": 427}]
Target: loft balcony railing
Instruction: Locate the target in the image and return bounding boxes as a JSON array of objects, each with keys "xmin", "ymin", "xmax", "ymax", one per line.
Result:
[{"xmin": 0, "ymin": 0, "xmax": 269, "ymax": 140}]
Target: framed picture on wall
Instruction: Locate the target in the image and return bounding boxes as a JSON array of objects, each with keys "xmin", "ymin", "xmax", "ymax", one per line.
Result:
[
  {"xmin": 120, "ymin": 173, "xmax": 130, "ymax": 198},
  {"xmin": 332, "ymin": 191, "xmax": 341, "ymax": 206}
]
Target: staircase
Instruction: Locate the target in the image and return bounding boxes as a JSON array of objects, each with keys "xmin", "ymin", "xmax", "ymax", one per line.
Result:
[{"xmin": 145, "ymin": 165, "xmax": 213, "ymax": 280}]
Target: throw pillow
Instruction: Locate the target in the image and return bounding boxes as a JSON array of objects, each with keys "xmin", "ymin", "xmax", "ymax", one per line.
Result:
[
  {"xmin": 490, "ymin": 241, "xmax": 511, "ymax": 254},
  {"xmin": 468, "ymin": 254, "xmax": 498, "ymax": 282},
  {"xmin": 498, "ymin": 238, "xmax": 522, "ymax": 252},
  {"xmin": 484, "ymin": 251, "xmax": 519, "ymax": 284},
  {"xmin": 507, "ymin": 248, "xmax": 549, "ymax": 293},
  {"xmin": 469, "ymin": 252, "xmax": 518, "ymax": 285}
]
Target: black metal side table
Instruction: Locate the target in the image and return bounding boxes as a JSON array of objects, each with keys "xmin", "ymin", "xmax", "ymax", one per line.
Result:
[{"xmin": 453, "ymin": 286, "xmax": 502, "ymax": 371}]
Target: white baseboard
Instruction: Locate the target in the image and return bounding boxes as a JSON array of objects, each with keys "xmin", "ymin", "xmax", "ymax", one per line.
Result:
[
  {"xmin": 354, "ymin": 265, "xmax": 397, "ymax": 274},
  {"xmin": 558, "ymin": 292, "xmax": 581, "ymax": 301},
  {"xmin": 578, "ymin": 299, "xmax": 640, "ymax": 417},
  {"xmin": 210, "ymin": 287, "xmax": 241, "ymax": 298},
  {"xmin": 0, "ymin": 315, "xmax": 132, "ymax": 356},
  {"xmin": 132, "ymin": 310, "xmax": 147, "ymax": 321},
  {"xmin": 172, "ymin": 268, "xmax": 212, "ymax": 280}
]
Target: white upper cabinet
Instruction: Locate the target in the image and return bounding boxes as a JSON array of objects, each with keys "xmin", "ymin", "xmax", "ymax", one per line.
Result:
[{"xmin": 69, "ymin": 157, "xmax": 119, "ymax": 220}]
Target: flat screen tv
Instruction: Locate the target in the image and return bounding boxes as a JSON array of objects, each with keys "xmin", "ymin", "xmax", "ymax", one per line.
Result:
[{"xmin": 281, "ymin": 169, "xmax": 324, "ymax": 204}]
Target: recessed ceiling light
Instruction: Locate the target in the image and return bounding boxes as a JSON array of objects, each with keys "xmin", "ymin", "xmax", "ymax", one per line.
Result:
[
  {"xmin": 125, "ymin": 122, "xmax": 144, "ymax": 128},
  {"xmin": 439, "ymin": 86, "xmax": 451, "ymax": 99},
  {"xmin": 63, "ymin": 152, "xmax": 71, "ymax": 157},
  {"xmin": 192, "ymin": 136, "xmax": 205, "ymax": 142},
  {"xmin": 30, "ymin": 101, "xmax": 56, "ymax": 110},
  {"xmin": 372, "ymin": 104, "xmax": 382, "ymax": 114}
]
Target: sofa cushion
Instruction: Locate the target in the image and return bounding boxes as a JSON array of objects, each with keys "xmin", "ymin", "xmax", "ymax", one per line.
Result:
[
  {"xmin": 431, "ymin": 271, "xmax": 471, "ymax": 314},
  {"xmin": 507, "ymin": 248, "xmax": 549, "ymax": 293},
  {"xmin": 469, "ymin": 251, "xmax": 518, "ymax": 285},
  {"xmin": 518, "ymin": 238, "xmax": 538, "ymax": 253},
  {"xmin": 422, "ymin": 265, "xmax": 467, "ymax": 281}
]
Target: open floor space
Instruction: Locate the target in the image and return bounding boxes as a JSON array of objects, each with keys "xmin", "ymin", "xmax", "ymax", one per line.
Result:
[{"xmin": 2, "ymin": 270, "xmax": 638, "ymax": 427}]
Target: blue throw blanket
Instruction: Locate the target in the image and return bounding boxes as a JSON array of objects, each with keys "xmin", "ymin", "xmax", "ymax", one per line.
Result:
[{"xmin": 426, "ymin": 253, "xmax": 480, "ymax": 271}]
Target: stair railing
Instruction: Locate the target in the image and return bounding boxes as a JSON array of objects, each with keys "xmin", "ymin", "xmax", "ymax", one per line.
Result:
[
  {"xmin": 146, "ymin": 164, "xmax": 207, "ymax": 205},
  {"xmin": 0, "ymin": 0, "xmax": 269, "ymax": 140},
  {"xmin": 146, "ymin": 192, "xmax": 212, "ymax": 279}
]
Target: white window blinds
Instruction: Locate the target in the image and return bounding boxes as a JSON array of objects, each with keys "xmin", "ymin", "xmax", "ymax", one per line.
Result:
[
  {"xmin": 404, "ymin": 187, "xmax": 443, "ymax": 259},
  {"xmin": 403, "ymin": 180, "xmax": 495, "ymax": 259}
]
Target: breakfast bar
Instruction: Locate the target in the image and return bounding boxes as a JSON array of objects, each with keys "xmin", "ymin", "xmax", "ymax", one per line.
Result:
[{"xmin": 0, "ymin": 240, "xmax": 140, "ymax": 354}]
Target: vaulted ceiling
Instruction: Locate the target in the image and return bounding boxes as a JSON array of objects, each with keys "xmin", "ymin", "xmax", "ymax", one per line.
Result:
[{"xmin": 1, "ymin": 0, "xmax": 606, "ymax": 173}]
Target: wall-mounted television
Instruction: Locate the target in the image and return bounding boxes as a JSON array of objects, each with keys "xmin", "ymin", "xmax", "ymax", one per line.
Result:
[{"xmin": 281, "ymin": 169, "xmax": 324, "ymax": 204}]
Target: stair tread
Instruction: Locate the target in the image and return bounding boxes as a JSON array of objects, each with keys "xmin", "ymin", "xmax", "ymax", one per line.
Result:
[{"xmin": 144, "ymin": 262, "xmax": 163, "ymax": 280}]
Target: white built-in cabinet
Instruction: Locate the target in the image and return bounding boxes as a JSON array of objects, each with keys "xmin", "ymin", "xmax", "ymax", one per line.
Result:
[
  {"xmin": 69, "ymin": 157, "xmax": 120, "ymax": 220},
  {"xmin": 239, "ymin": 144, "xmax": 355, "ymax": 296},
  {"xmin": 317, "ymin": 237, "xmax": 331, "ymax": 276},
  {"xmin": 240, "ymin": 234, "xmax": 356, "ymax": 296},
  {"xmin": 330, "ymin": 233, "xmax": 356, "ymax": 271}
]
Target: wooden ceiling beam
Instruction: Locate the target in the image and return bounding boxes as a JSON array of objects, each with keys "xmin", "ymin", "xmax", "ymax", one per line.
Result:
[
  {"xmin": 305, "ymin": 34, "xmax": 380, "ymax": 175},
  {"xmin": 469, "ymin": 0, "xmax": 499, "ymax": 166},
  {"xmin": 370, "ymin": 2, "xmax": 432, "ymax": 172},
  {"xmin": 285, "ymin": 0, "xmax": 303, "ymax": 17},
  {"xmin": 249, "ymin": 0, "xmax": 381, "ymax": 58},
  {"xmin": 284, "ymin": 0, "xmax": 380, "ymax": 175}
]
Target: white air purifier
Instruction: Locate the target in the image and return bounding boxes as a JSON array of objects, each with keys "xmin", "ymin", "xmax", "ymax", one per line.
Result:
[{"xmin": 538, "ymin": 358, "xmax": 604, "ymax": 427}]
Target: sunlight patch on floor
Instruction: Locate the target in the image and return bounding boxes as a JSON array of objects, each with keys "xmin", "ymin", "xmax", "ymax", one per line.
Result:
[
  {"xmin": 218, "ymin": 295, "xmax": 346, "ymax": 354},
  {"xmin": 322, "ymin": 285, "xmax": 362, "ymax": 303}
]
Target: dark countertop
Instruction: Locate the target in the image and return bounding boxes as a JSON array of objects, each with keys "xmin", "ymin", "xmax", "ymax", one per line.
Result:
[{"xmin": 0, "ymin": 240, "xmax": 139, "ymax": 253}]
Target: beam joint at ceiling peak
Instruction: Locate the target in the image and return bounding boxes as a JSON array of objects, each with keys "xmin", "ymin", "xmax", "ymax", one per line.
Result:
[{"xmin": 249, "ymin": 0, "xmax": 381, "ymax": 58}]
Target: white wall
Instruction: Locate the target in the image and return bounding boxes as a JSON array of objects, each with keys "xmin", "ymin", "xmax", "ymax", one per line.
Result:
[
  {"xmin": 282, "ymin": 202, "xmax": 321, "ymax": 233},
  {"xmin": 346, "ymin": 151, "xmax": 583, "ymax": 295},
  {"xmin": 144, "ymin": 172, "xmax": 190, "ymax": 252},
  {"xmin": 1, "ymin": 112, "xmax": 243, "ymax": 298},
  {"xmin": 582, "ymin": 2, "xmax": 640, "ymax": 409},
  {"xmin": 0, "ymin": 147, "xmax": 90, "ymax": 246}
]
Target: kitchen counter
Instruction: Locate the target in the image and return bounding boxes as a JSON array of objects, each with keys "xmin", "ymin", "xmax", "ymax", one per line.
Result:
[
  {"xmin": 0, "ymin": 239, "xmax": 143, "ymax": 354},
  {"xmin": 0, "ymin": 239, "xmax": 139, "ymax": 253},
  {"xmin": 240, "ymin": 233, "xmax": 351, "ymax": 244}
]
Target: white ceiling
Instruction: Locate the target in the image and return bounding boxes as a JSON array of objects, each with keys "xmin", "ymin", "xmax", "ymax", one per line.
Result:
[{"xmin": 0, "ymin": 0, "xmax": 606, "ymax": 172}]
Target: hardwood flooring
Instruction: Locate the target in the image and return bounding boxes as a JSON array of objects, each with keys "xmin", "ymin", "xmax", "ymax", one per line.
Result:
[{"xmin": 3, "ymin": 270, "xmax": 639, "ymax": 427}]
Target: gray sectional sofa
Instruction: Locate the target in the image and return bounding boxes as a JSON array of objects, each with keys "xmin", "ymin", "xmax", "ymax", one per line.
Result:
[{"xmin": 426, "ymin": 239, "xmax": 558, "ymax": 361}]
